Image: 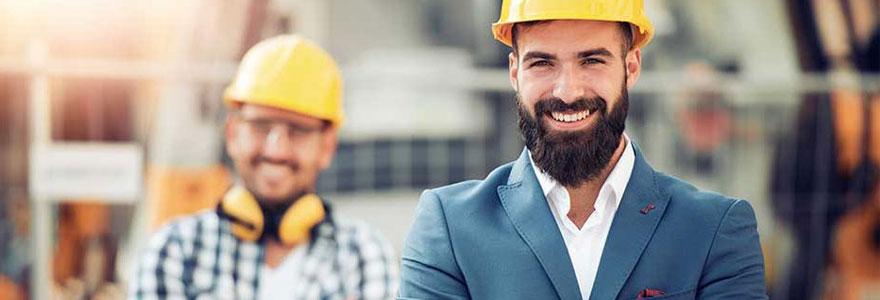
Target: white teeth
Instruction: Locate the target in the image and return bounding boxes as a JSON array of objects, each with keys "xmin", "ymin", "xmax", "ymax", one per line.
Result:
[{"xmin": 550, "ymin": 110, "xmax": 590, "ymax": 123}]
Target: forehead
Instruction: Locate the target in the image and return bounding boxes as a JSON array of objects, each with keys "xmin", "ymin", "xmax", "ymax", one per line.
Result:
[
  {"xmin": 238, "ymin": 103, "xmax": 325, "ymax": 126},
  {"xmin": 517, "ymin": 19, "xmax": 623, "ymax": 56}
]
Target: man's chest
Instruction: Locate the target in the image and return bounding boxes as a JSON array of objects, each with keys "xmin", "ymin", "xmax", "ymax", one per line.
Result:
[{"xmin": 180, "ymin": 242, "xmax": 356, "ymax": 299}]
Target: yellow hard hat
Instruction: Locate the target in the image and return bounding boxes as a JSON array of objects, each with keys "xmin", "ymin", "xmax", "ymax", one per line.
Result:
[
  {"xmin": 492, "ymin": 0, "xmax": 654, "ymax": 49},
  {"xmin": 224, "ymin": 35, "xmax": 344, "ymax": 127}
]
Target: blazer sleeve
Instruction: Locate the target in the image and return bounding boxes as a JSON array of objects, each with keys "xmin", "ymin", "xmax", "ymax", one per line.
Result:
[
  {"xmin": 697, "ymin": 199, "xmax": 768, "ymax": 299},
  {"xmin": 398, "ymin": 190, "xmax": 470, "ymax": 300}
]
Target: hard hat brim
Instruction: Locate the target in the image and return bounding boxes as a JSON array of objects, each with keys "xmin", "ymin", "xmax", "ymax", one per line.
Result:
[
  {"xmin": 223, "ymin": 95, "xmax": 344, "ymax": 128},
  {"xmin": 492, "ymin": 16, "xmax": 654, "ymax": 50}
]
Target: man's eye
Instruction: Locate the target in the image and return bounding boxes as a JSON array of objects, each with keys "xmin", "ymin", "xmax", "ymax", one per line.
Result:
[
  {"xmin": 287, "ymin": 125, "xmax": 312, "ymax": 135},
  {"xmin": 583, "ymin": 58, "xmax": 604, "ymax": 65},
  {"xmin": 249, "ymin": 120, "xmax": 273, "ymax": 132},
  {"xmin": 530, "ymin": 60, "xmax": 552, "ymax": 68}
]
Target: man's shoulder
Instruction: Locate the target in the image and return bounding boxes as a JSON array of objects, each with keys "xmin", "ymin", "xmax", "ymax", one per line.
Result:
[
  {"xmin": 652, "ymin": 170, "xmax": 750, "ymax": 221},
  {"xmin": 146, "ymin": 210, "xmax": 222, "ymax": 247},
  {"xmin": 423, "ymin": 161, "xmax": 516, "ymax": 207}
]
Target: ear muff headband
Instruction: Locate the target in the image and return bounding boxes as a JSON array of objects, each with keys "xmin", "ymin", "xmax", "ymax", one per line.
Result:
[{"xmin": 217, "ymin": 186, "xmax": 326, "ymax": 245}]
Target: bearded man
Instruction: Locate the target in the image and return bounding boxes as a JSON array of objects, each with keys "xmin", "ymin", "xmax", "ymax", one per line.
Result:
[{"xmin": 397, "ymin": 1, "xmax": 767, "ymax": 299}]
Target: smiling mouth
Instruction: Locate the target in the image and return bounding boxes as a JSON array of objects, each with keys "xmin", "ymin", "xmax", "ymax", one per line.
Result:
[
  {"xmin": 548, "ymin": 110, "xmax": 592, "ymax": 123},
  {"xmin": 256, "ymin": 162, "xmax": 296, "ymax": 182},
  {"xmin": 540, "ymin": 108, "xmax": 596, "ymax": 130}
]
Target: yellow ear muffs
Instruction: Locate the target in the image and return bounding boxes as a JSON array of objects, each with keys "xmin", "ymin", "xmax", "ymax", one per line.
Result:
[
  {"xmin": 218, "ymin": 186, "xmax": 326, "ymax": 245},
  {"xmin": 278, "ymin": 193, "xmax": 325, "ymax": 245},
  {"xmin": 220, "ymin": 186, "xmax": 265, "ymax": 242}
]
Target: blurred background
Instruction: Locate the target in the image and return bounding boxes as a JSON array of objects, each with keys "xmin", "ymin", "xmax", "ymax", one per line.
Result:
[{"xmin": 0, "ymin": 0, "xmax": 878, "ymax": 299}]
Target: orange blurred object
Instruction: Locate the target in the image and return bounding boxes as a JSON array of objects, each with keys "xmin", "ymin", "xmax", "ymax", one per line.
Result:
[
  {"xmin": 0, "ymin": 275, "xmax": 24, "ymax": 300},
  {"xmin": 828, "ymin": 92, "xmax": 880, "ymax": 299},
  {"xmin": 870, "ymin": 95, "xmax": 880, "ymax": 167},
  {"xmin": 147, "ymin": 165, "xmax": 232, "ymax": 230},
  {"xmin": 53, "ymin": 202, "xmax": 111, "ymax": 284},
  {"xmin": 831, "ymin": 189, "xmax": 880, "ymax": 300},
  {"xmin": 831, "ymin": 92, "xmax": 880, "ymax": 174},
  {"xmin": 832, "ymin": 90, "xmax": 867, "ymax": 174}
]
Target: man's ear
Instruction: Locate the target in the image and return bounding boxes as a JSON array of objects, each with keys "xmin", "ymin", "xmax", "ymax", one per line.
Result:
[
  {"xmin": 625, "ymin": 48, "xmax": 642, "ymax": 89},
  {"xmin": 508, "ymin": 52, "xmax": 519, "ymax": 92},
  {"xmin": 318, "ymin": 127, "xmax": 338, "ymax": 170}
]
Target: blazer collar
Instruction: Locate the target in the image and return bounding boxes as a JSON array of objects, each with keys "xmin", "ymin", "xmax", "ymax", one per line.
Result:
[
  {"xmin": 498, "ymin": 148, "xmax": 582, "ymax": 300},
  {"xmin": 500, "ymin": 143, "xmax": 668, "ymax": 300},
  {"xmin": 589, "ymin": 142, "xmax": 669, "ymax": 299}
]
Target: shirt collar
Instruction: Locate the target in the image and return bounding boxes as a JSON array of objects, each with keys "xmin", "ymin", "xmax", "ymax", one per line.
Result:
[{"xmin": 529, "ymin": 134, "xmax": 635, "ymax": 207}]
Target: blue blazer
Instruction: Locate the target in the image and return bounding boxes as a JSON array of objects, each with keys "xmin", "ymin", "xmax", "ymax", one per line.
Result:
[{"xmin": 399, "ymin": 144, "xmax": 767, "ymax": 299}]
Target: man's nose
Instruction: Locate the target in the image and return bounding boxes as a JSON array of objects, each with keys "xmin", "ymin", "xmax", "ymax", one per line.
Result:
[
  {"xmin": 552, "ymin": 64, "xmax": 587, "ymax": 104},
  {"xmin": 262, "ymin": 126, "xmax": 295, "ymax": 159}
]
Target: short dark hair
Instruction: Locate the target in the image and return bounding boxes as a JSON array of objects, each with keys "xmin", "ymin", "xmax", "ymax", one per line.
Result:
[{"xmin": 511, "ymin": 21, "xmax": 634, "ymax": 57}]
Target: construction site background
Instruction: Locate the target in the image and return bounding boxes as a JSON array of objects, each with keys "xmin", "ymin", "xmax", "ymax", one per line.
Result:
[{"xmin": 0, "ymin": 0, "xmax": 878, "ymax": 299}]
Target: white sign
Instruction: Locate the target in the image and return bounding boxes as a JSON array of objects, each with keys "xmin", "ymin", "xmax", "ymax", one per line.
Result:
[{"xmin": 30, "ymin": 143, "xmax": 143, "ymax": 202}]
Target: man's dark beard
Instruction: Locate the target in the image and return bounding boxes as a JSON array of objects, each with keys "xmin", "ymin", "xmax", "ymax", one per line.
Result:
[{"xmin": 517, "ymin": 85, "xmax": 628, "ymax": 187}]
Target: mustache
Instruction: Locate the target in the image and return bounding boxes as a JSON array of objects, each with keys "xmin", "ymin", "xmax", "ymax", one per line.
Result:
[{"xmin": 533, "ymin": 97, "xmax": 607, "ymax": 116}]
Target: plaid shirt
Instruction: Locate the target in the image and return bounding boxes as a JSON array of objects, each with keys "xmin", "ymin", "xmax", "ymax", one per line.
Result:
[{"xmin": 129, "ymin": 209, "xmax": 398, "ymax": 300}]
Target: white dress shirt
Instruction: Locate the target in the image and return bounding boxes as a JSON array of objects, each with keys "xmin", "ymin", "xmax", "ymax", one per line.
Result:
[{"xmin": 529, "ymin": 136, "xmax": 635, "ymax": 300}]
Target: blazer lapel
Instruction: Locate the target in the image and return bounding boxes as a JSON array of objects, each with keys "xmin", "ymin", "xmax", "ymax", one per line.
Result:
[
  {"xmin": 589, "ymin": 143, "xmax": 670, "ymax": 300},
  {"xmin": 497, "ymin": 149, "xmax": 581, "ymax": 300}
]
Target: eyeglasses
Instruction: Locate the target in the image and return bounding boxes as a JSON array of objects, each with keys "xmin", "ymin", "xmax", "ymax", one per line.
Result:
[{"xmin": 237, "ymin": 117, "xmax": 325, "ymax": 143}]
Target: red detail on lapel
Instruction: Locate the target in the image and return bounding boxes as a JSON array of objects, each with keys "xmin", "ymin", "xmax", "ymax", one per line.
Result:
[
  {"xmin": 637, "ymin": 289, "xmax": 666, "ymax": 298},
  {"xmin": 639, "ymin": 204, "xmax": 656, "ymax": 215}
]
